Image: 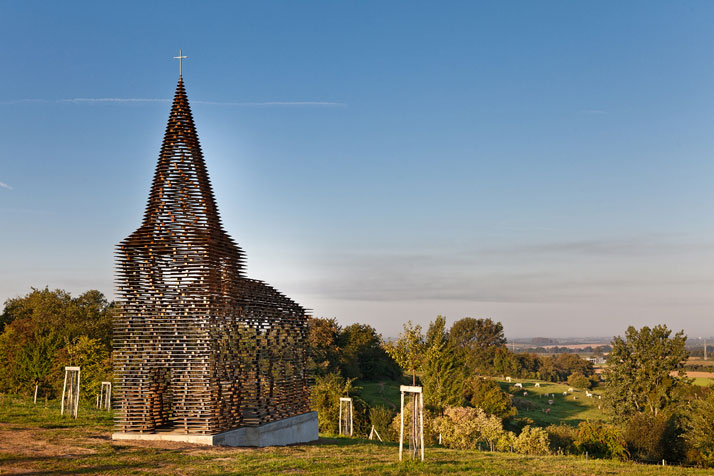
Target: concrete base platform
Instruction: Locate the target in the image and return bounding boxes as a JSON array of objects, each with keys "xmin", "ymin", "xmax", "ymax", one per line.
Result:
[{"xmin": 112, "ymin": 411, "xmax": 318, "ymax": 447}]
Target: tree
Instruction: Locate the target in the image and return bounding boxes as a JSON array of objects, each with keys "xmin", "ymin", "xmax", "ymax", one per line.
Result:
[
  {"xmin": 339, "ymin": 323, "xmax": 400, "ymax": 381},
  {"xmin": 567, "ymin": 372, "xmax": 591, "ymax": 390},
  {"xmin": 464, "ymin": 377, "xmax": 516, "ymax": 420},
  {"xmin": 450, "ymin": 317, "xmax": 506, "ymax": 350},
  {"xmin": 685, "ymin": 390, "xmax": 714, "ymax": 467},
  {"xmin": 603, "ymin": 325, "xmax": 688, "ymax": 421},
  {"xmin": 15, "ymin": 331, "xmax": 61, "ymax": 395},
  {"xmin": 307, "ymin": 317, "xmax": 342, "ymax": 376},
  {"xmin": 0, "ymin": 288, "xmax": 114, "ymax": 397},
  {"xmin": 385, "ymin": 321, "xmax": 426, "ymax": 385},
  {"xmin": 421, "ymin": 316, "xmax": 466, "ymax": 414},
  {"xmin": 450, "ymin": 317, "xmax": 506, "ymax": 374}
]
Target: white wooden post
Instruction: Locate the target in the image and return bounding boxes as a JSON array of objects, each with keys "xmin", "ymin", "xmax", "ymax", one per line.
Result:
[
  {"xmin": 419, "ymin": 391, "xmax": 425, "ymax": 461},
  {"xmin": 399, "ymin": 391, "xmax": 404, "ymax": 461},
  {"xmin": 33, "ymin": 384, "xmax": 38, "ymax": 404},
  {"xmin": 60, "ymin": 370, "xmax": 68, "ymax": 415}
]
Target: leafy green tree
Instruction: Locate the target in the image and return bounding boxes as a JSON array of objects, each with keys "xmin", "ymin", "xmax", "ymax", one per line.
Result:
[
  {"xmin": 464, "ymin": 377, "xmax": 516, "ymax": 420},
  {"xmin": 385, "ymin": 321, "xmax": 426, "ymax": 385},
  {"xmin": 567, "ymin": 372, "xmax": 591, "ymax": 389},
  {"xmin": 450, "ymin": 317, "xmax": 506, "ymax": 349},
  {"xmin": 339, "ymin": 323, "xmax": 400, "ymax": 381},
  {"xmin": 604, "ymin": 325, "xmax": 688, "ymax": 420},
  {"xmin": 421, "ymin": 316, "xmax": 466, "ymax": 414},
  {"xmin": 58, "ymin": 335, "xmax": 111, "ymax": 400},
  {"xmin": 307, "ymin": 317, "xmax": 342, "ymax": 376},
  {"xmin": 684, "ymin": 390, "xmax": 714, "ymax": 467},
  {"xmin": 16, "ymin": 331, "xmax": 61, "ymax": 395},
  {"xmin": 0, "ymin": 288, "xmax": 114, "ymax": 397},
  {"xmin": 449, "ymin": 317, "xmax": 506, "ymax": 374}
]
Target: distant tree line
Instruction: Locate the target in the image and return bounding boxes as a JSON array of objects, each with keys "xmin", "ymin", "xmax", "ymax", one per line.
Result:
[{"xmin": 519, "ymin": 345, "xmax": 612, "ymax": 354}]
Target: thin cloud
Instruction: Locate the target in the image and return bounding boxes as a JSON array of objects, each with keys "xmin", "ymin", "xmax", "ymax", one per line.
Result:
[
  {"xmin": 0, "ymin": 181, "xmax": 13, "ymax": 190},
  {"xmin": 0, "ymin": 98, "xmax": 346, "ymax": 107}
]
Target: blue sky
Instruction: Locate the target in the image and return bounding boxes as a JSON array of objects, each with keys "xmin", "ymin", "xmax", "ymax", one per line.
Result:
[{"xmin": 1, "ymin": 1, "xmax": 713, "ymax": 339}]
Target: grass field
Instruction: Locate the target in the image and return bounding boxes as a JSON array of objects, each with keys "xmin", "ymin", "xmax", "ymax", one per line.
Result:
[
  {"xmin": 1, "ymin": 395, "xmax": 713, "ymax": 475},
  {"xmin": 357, "ymin": 380, "xmax": 401, "ymax": 410},
  {"xmin": 494, "ymin": 378, "xmax": 607, "ymax": 427},
  {"xmin": 692, "ymin": 377, "xmax": 714, "ymax": 387}
]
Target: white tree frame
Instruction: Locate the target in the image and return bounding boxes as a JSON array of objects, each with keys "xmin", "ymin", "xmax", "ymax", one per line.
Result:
[
  {"xmin": 399, "ymin": 385, "xmax": 424, "ymax": 461},
  {"xmin": 338, "ymin": 397, "xmax": 353, "ymax": 436},
  {"xmin": 61, "ymin": 366, "xmax": 81, "ymax": 418}
]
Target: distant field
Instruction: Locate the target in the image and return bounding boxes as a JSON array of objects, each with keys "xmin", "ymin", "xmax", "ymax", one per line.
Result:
[
  {"xmin": 495, "ymin": 378, "xmax": 607, "ymax": 427},
  {"xmin": 692, "ymin": 377, "xmax": 714, "ymax": 387},
  {"xmin": 1, "ymin": 395, "xmax": 711, "ymax": 476}
]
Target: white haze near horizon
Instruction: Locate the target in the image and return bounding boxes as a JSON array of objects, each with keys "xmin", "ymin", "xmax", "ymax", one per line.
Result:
[{"xmin": 3, "ymin": 231, "xmax": 711, "ymax": 342}]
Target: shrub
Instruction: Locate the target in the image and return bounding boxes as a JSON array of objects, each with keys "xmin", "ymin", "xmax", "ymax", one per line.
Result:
[
  {"xmin": 431, "ymin": 406, "xmax": 505, "ymax": 451},
  {"xmin": 546, "ymin": 424, "xmax": 578, "ymax": 454},
  {"xmin": 514, "ymin": 425, "xmax": 551, "ymax": 455},
  {"xmin": 369, "ymin": 406, "xmax": 396, "ymax": 442},
  {"xmin": 624, "ymin": 412, "xmax": 683, "ymax": 463},
  {"xmin": 575, "ymin": 421, "xmax": 628, "ymax": 460},
  {"xmin": 310, "ymin": 372, "xmax": 359, "ymax": 434},
  {"xmin": 391, "ymin": 397, "xmax": 434, "ymax": 446}
]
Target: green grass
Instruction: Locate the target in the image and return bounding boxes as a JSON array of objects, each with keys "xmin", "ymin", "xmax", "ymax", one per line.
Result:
[
  {"xmin": 2, "ymin": 394, "xmax": 713, "ymax": 475},
  {"xmin": 357, "ymin": 380, "xmax": 401, "ymax": 410},
  {"xmin": 692, "ymin": 377, "xmax": 714, "ymax": 387},
  {"xmin": 495, "ymin": 378, "xmax": 608, "ymax": 427}
]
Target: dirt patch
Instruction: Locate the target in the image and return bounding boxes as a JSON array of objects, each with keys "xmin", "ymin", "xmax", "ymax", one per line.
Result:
[{"xmin": 686, "ymin": 371, "xmax": 714, "ymax": 379}]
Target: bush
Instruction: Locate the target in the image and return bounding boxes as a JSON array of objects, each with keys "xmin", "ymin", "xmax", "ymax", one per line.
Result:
[
  {"xmin": 391, "ymin": 397, "xmax": 435, "ymax": 446},
  {"xmin": 624, "ymin": 412, "xmax": 683, "ymax": 463},
  {"xmin": 369, "ymin": 406, "xmax": 396, "ymax": 442},
  {"xmin": 514, "ymin": 425, "xmax": 551, "ymax": 455},
  {"xmin": 575, "ymin": 421, "xmax": 628, "ymax": 460},
  {"xmin": 310, "ymin": 372, "xmax": 360, "ymax": 434},
  {"xmin": 431, "ymin": 406, "xmax": 506, "ymax": 451},
  {"xmin": 546, "ymin": 424, "xmax": 578, "ymax": 454}
]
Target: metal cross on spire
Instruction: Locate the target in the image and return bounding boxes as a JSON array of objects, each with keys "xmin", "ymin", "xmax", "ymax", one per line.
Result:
[{"xmin": 173, "ymin": 49, "xmax": 187, "ymax": 77}]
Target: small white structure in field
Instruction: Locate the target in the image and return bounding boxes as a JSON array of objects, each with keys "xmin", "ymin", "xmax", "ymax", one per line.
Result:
[
  {"xmin": 523, "ymin": 391, "xmax": 528, "ymax": 396},
  {"xmin": 399, "ymin": 385, "xmax": 424, "ymax": 462},
  {"xmin": 505, "ymin": 377, "xmax": 512, "ymax": 382},
  {"xmin": 338, "ymin": 397, "xmax": 353, "ymax": 436},
  {"xmin": 534, "ymin": 382, "xmax": 541, "ymax": 388},
  {"xmin": 548, "ymin": 399, "xmax": 554, "ymax": 405},
  {"xmin": 514, "ymin": 383, "xmax": 523, "ymax": 389},
  {"xmin": 97, "ymin": 382, "xmax": 112, "ymax": 410},
  {"xmin": 563, "ymin": 391, "xmax": 568, "ymax": 396},
  {"xmin": 61, "ymin": 366, "xmax": 80, "ymax": 418},
  {"xmin": 585, "ymin": 391, "xmax": 593, "ymax": 398},
  {"xmin": 568, "ymin": 387, "xmax": 574, "ymax": 393}
]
